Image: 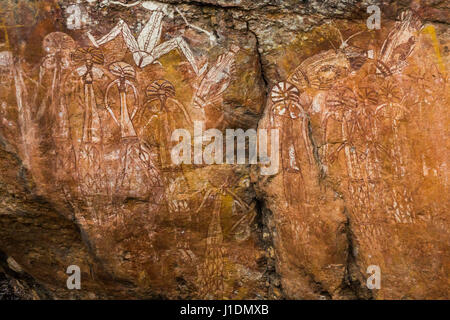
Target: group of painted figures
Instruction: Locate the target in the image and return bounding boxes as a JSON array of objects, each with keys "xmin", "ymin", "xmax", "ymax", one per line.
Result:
[
  {"xmin": 264, "ymin": 9, "xmax": 447, "ymax": 254},
  {"xmin": 0, "ymin": 2, "xmax": 446, "ymax": 297},
  {"xmin": 0, "ymin": 1, "xmax": 246, "ymax": 298}
]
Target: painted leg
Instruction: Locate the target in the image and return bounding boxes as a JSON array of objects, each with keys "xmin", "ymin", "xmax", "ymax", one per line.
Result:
[{"xmin": 152, "ymin": 37, "xmax": 200, "ymax": 75}]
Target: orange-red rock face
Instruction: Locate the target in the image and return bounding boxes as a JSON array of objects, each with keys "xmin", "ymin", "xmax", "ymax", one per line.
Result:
[
  {"xmin": 257, "ymin": 12, "xmax": 450, "ymax": 299},
  {"xmin": 0, "ymin": 0, "xmax": 448, "ymax": 299}
]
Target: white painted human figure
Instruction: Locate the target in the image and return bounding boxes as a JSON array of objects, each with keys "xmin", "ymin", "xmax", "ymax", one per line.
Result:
[
  {"xmin": 105, "ymin": 62, "xmax": 139, "ymax": 139},
  {"xmin": 88, "ymin": 0, "xmax": 210, "ymax": 75},
  {"xmin": 0, "ymin": 51, "xmax": 13, "ymax": 84}
]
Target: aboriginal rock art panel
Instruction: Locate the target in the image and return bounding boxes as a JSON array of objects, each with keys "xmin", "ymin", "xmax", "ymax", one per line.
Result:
[
  {"xmin": 258, "ymin": 9, "xmax": 449, "ymax": 298},
  {"xmin": 0, "ymin": 0, "xmax": 264, "ymax": 299},
  {"xmin": 0, "ymin": 0, "xmax": 448, "ymax": 300}
]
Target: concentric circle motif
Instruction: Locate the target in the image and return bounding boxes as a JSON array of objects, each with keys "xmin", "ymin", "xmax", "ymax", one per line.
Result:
[{"xmin": 270, "ymin": 81, "xmax": 305, "ymax": 119}]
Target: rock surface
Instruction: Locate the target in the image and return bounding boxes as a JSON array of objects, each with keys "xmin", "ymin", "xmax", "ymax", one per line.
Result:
[{"xmin": 0, "ymin": 0, "xmax": 448, "ymax": 299}]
